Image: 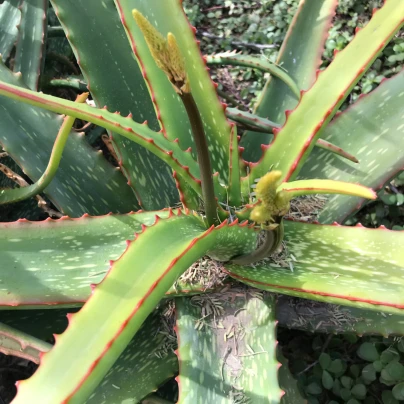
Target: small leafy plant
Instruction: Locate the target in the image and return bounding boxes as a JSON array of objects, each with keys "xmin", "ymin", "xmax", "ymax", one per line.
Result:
[
  {"xmin": 0, "ymin": 0, "xmax": 403, "ymax": 402},
  {"xmin": 282, "ymin": 330, "xmax": 404, "ymax": 404}
]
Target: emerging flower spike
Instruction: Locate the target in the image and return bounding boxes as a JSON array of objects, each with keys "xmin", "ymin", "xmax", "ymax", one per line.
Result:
[
  {"xmin": 250, "ymin": 171, "xmax": 291, "ymax": 228},
  {"xmin": 133, "ymin": 10, "xmax": 190, "ymax": 94}
]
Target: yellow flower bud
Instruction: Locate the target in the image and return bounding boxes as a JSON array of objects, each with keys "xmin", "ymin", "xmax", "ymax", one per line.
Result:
[
  {"xmin": 133, "ymin": 10, "xmax": 190, "ymax": 94},
  {"xmin": 255, "ymin": 171, "xmax": 282, "ymax": 205},
  {"xmin": 250, "ymin": 171, "xmax": 291, "ymax": 225}
]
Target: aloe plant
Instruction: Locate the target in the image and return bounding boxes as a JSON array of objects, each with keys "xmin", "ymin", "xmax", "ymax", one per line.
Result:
[{"xmin": 0, "ymin": 0, "xmax": 403, "ymax": 402}]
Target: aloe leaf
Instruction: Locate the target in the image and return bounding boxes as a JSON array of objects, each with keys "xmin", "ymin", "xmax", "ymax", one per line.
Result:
[
  {"xmin": 276, "ymin": 296, "xmax": 404, "ymax": 337},
  {"xmin": 87, "ymin": 310, "xmax": 178, "ymax": 404},
  {"xmin": 299, "ymin": 68, "xmax": 404, "ymax": 224},
  {"xmin": 14, "ymin": 0, "xmax": 47, "ymax": 90},
  {"xmin": 1, "ymin": 308, "xmax": 178, "ymax": 402},
  {"xmin": 245, "ymin": 0, "xmax": 404, "ymax": 188},
  {"xmin": 0, "ymin": 61, "xmax": 140, "ymax": 216},
  {"xmin": 175, "ymin": 292, "xmax": 282, "ymax": 403},
  {"xmin": 115, "ymin": 0, "xmax": 232, "ymax": 182},
  {"xmin": 226, "ymin": 221, "xmax": 404, "ymax": 314},
  {"xmin": 241, "ymin": 0, "xmax": 338, "ymax": 162},
  {"xmin": 13, "ymin": 213, "xmax": 207, "ymax": 403},
  {"xmin": 0, "ymin": 0, "xmax": 21, "ymax": 60},
  {"xmin": 0, "ymin": 210, "xmax": 170, "ymax": 307},
  {"xmin": 227, "ymin": 108, "xmax": 359, "ymax": 164},
  {"xmin": 226, "ymin": 107, "xmax": 280, "ymax": 132},
  {"xmin": 0, "ymin": 93, "xmax": 86, "ymax": 204},
  {"xmin": 13, "ymin": 213, "xmax": 256, "ymax": 403},
  {"xmin": 47, "ymin": 76, "xmax": 88, "ymax": 92},
  {"xmin": 50, "ymin": 0, "xmax": 179, "ymax": 210},
  {"xmin": 277, "ymin": 179, "xmax": 376, "ymax": 200},
  {"xmin": 277, "ymin": 348, "xmax": 305, "ymax": 403},
  {"xmin": 173, "ymin": 172, "xmax": 200, "ymax": 211},
  {"xmin": 206, "ymin": 52, "xmax": 300, "ymax": 98},
  {"xmin": 0, "ymin": 322, "xmax": 51, "ymax": 363},
  {"xmin": 315, "ymin": 139, "xmax": 359, "ymax": 164},
  {"xmin": 0, "ymin": 72, "xmax": 202, "ymax": 197},
  {"xmin": 1, "ymin": 308, "xmax": 72, "ymax": 339}
]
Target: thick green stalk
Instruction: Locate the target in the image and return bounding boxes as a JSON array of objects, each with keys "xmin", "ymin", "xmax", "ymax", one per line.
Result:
[
  {"xmin": 180, "ymin": 92, "xmax": 218, "ymax": 226},
  {"xmin": 0, "ymin": 93, "xmax": 87, "ymax": 204},
  {"xmin": 231, "ymin": 222, "xmax": 284, "ymax": 265}
]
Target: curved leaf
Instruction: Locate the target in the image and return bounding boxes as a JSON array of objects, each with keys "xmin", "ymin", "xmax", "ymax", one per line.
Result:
[
  {"xmin": 14, "ymin": 0, "xmax": 47, "ymax": 90},
  {"xmin": 277, "ymin": 179, "xmax": 376, "ymax": 200},
  {"xmin": 0, "ymin": 61, "xmax": 140, "ymax": 216},
  {"xmin": 0, "ymin": 211, "xmax": 169, "ymax": 307},
  {"xmin": 87, "ymin": 310, "xmax": 178, "ymax": 404},
  {"xmin": 0, "ymin": 322, "xmax": 51, "ymax": 364},
  {"xmin": 226, "ymin": 221, "xmax": 404, "ymax": 314},
  {"xmin": 206, "ymin": 52, "xmax": 300, "ymax": 98},
  {"xmin": 241, "ymin": 0, "xmax": 338, "ymax": 162},
  {"xmin": 0, "ymin": 0, "xmax": 21, "ymax": 59},
  {"xmin": 245, "ymin": 0, "xmax": 404, "ymax": 189},
  {"xmin": 13, "ymin": 213, "xmax": 256, "ymax": 403},
  {"xmin": 299, "ymin": 68, "xmax": 404, "ymax": 223},
  {"xmin": 1, "ymin": 308, "xmax": 178, "ymax": 402},
  {"xmin": 176, "ymin": 291, "xmax": 281, "ymax": 403},
  {"xmin": 50, "ymin": 0, "xmax": 179, "ymax": 210},
  {"xmin": 0, "ymin": 93, "xmax": 86, "ymax": 204},
  {"xmin": 276, "ymin": 295, "xmax": 404, "ymax": 337},
  {"xmin": 0, "ymin": 74, "xmax": 202, "ymax": 196}
]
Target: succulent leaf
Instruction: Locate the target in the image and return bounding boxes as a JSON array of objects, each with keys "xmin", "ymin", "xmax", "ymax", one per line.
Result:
[
  {"xmin": 1, "ymin": 308, "xmax": 178, "ymax": 402},
  {"xmin": 0, "ymin": 322, "xmax": 51, "ymax": 364},
  {"xmin": 87, "ymin": 310, "xmax": 178, "ymax": 404},
  {"xmin": 0, "ymin": 61, "xmax": 140, "ymax": 216},
  {"xmin": 299, "ymin": 68, "xmax": 404, "ymax": 223},
  {"xmin": 226, "ymin": 107, "xmax": 280, "ymax": 132},
  {"xmin": 0, "ymin": 0, "xmax": 21, "ymax": 60},
  {"xmin": 0, "ymin": 93, "xmax": 87, "ymax": 204},
  {"xmin": 173, "ymin": 172, "xmax": 200, "ymax": 211},
  {"xmin": 1, "ymin": 308, "xmax": 72, "ymax": 340},
  {"xmin": 12, "ymin": 212, "xmax": 209, "ymax": 403},
  {"xmin": 175, "ymin": 292, "xmax": 282, "ymax": 403},
  {"xmin": 227, "ymin": 108, "xmax": 359, "ymax": 164},
  {"xmin": 0, "ymin": 76, "xmax": 202, "ymax": 196},
  {"xmin": 206, "ymin": 52, "xmax": 300, "ymax": 98},
  {"xmin": 241, "ymin": 0, "xmax": 338, "ymax": 161},
  {"xmin": 13, "ymin": 213, "xmax": 257, "ymax": 402},
  {"xmin": 226, "ymin": 221, "xmax": 404, "ymax": 314},
  {"xmin": 245, "ymin": 0, "xmax": 404, "ymax": 188},
  {"xmin": 14, "ymin": 0, "xmax": 47, "ymax": 91},
  {"xmin": 50, "ymin": 0, "xmax": 180, "ymax": 210},
  {"xmin": 277, "ymin": 348, "xmax": 306, "ymax": 403},
  {"xmin": 276, "ymin": 295, "xmax": 404, "ymax": 337},
  {"xmin": 277, "ymin": 179, "xmax": 377, "ymax": 200},
  {"xmin": 0, "ymin": 210, "xmax": 170, "ymax": 307}
]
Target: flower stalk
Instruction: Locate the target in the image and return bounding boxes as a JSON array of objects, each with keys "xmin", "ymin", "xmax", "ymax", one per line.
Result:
[{"xmin": 133, "ymin": 10, "xmax": 218, "ymax": 226}]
